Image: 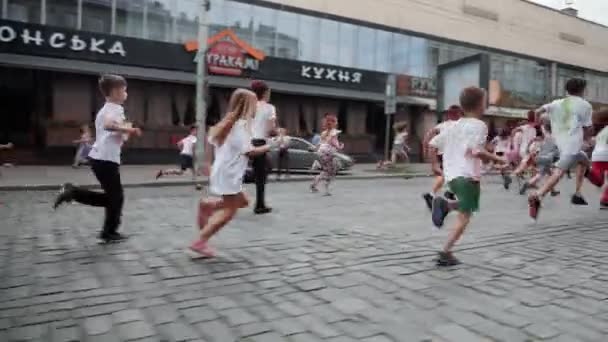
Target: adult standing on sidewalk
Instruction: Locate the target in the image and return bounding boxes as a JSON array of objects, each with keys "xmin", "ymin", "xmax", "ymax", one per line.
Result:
[
  {"xmin": 53, "ymin": 74, "xmax": 142, "ymax": 243},
  {"xmin": 250, "ymin": 80, "xmax": 276, "ymax": 214}
]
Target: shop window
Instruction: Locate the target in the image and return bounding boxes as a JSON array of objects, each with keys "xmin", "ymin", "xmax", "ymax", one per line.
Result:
[
  {"xmin": 338, "ymin": 101, "xmax": 348, "ymax": 134},
  {"xmin": 170, "ymin": 93, "xmax": 180, "ymax": 126},
  {"xmin": 116, "ymin": 0, "xmax": 145, "ymax": 38},
  {"xmin": 319, "ymin": 19, "xmax": 338, "ymax": 65},
  {"xmin": 299, "ymin": 14, "xmax": 320, "ymax": 63},
  {"xmin": 183, "ymin": 97, "xmax": 195, "ymax": 126},
  {"xmin": 47, "ymin": 0, "xmax": 78, "ymax": 29},
  {"xmin": 175, "ymin": 0, "xmax": 200, "ymax": 43},
  {"xmin": 146, "ymin": 0, "xmax": 173, "ymax": 42},
  {"xmin": 275, "ymin": 10, "xmax": 299, "ymax": 60},
  {"xmin": 7, "ymin": 0, "xmax": 41, "ymax": 23},
  {"xmin": 82, "ymin": 0, "xmax": 112, "ymax": 34}
]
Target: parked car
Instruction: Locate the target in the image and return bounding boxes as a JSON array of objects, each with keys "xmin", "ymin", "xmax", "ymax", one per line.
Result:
[{"xmin": 244, "ymin": 137, "xmax": 354, "ymax": 182}]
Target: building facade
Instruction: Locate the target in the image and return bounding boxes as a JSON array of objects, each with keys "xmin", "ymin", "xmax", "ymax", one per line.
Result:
[{"xmin": 1, "ymin": 0, "xmax": 607, "ymax": 163}]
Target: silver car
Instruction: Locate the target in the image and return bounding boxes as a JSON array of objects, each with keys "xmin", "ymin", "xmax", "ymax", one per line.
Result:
[{"xmin": 268, "ymin": 137, "xmax": 354, "ymax": 172}]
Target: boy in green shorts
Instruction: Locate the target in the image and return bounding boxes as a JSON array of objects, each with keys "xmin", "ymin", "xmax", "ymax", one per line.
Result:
[{"xmin": 429, "ymin": 86, "xmax": 506, "ymax": 266}]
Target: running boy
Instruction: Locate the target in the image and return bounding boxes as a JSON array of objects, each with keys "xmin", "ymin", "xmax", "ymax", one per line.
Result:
[
  {"xmin": 156, "ymin": 125, "xmax": 198, "ymax": 179},
  {"xmin": 429, "ymin": 87, "xmax": 506, "ymax": 266},
  {"xmin": 528, "ymin": 78, "xmax": 593, "ymax": 219},
  {"xmin": 191, "ymin": 89, "xmax": 270, "ymax": 257},
  {"xmin": 585, "ymin": 109, "xmax": 608, "ymax": 209},
  {"xmin": 519, "ymin": 120, "xmax": 560, "ymax": 196},
  {"xmin": 53, "ymin": 74, "xmax": 142, "ymax": 243},
  {"xmin": 422, "ymin": 105, "xmax": 462, "ymax": 210}
]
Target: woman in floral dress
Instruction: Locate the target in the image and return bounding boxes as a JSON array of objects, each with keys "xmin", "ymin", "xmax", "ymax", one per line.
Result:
[{"xmin": 310, "ymin": 114, "xmax": 344, "ymax": 196}]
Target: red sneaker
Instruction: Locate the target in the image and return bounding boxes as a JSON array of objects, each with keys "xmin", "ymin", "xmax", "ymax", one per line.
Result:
[
  {"xmin": 189, "ymin": 240, "xmax": 216, "ymax": 257},
  {"xmin": 528, "ymin": 195, "xmax": 541, "ymax": 221}
]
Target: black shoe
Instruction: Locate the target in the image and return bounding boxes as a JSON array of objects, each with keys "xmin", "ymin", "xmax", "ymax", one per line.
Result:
[
  {"xmin": 254, "ymin": 207, "xmax": 272, "ymax": 215},
  {"xmin": 422, "ymin": 193, "xmax": 433, "ymax": 211},
  {"xmin": 435, "ymin": 251, "xmax": 461, "ymax": 267},
  {"xmin": 571, "ymin": 194, "xmax": 588, "ymax": 206},
  {"xmin": 550, "ymin": 189, "xmax": 561, "ymax": 197},
  {"xmin": 444, "ymin": 191, "xmax": 456, "ymax": 201},
  {"xmin": 600, "ymin": 202, "xmax": 608, "ymax": 210},
  {"xmin": 519, "ymin": 182, "xmax": 529, "ymax": 196},
  {"xmin": 98, "ymin": 232, "xmax": 128, "ymax": 243},
  {"xmin": 53, "ymin": 183, "xmax": 74, "ymax": 209},
  {"xmin": 503, "ymin": 174, "xmax": 513, "ymax": 190},
  {"xmin": 431, "ymin": 196, "xmax": 449, "ymax": 228}
]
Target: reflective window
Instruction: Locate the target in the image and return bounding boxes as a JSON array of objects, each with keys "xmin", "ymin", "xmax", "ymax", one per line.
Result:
[
  {"xmin": 408, "ymin": 36, "xmax": 429, "ymax": 77},
  {"xmin": 319, "ymin": 19, "xmax": 339, "ymax": 65},
  {"xmin": 146, "ymin": 0, "xmax": 173, "ymax": 42},
  {"xmin": 208, "ymin": 0, "xmax": 227, "ymax": 37},
  {"xmin": 557, "ymin": 67, "xmax": 584, "ymax": 97},
  {"xmin": 81, "ymin": 0, "xmax": 112, "ymax": 33},
  {"xmin": 175, "ymin": 0, "xmax": 200, "ymax": 43},
  {"xmin": 46, "ymin": 0, "xmax": 78, "ymax": 29},
  {"xmin": 223, "ymin": 1, "xmax": 253, "ymax": 45},
  {"xmin": 7, "ymin": 0, "xmax": 41, "ymax": 23},
  {"xmin": 116, "ymin": 0, "xmax": 145, "ymax": 38},
  {"xmin": 585, "ymin": 72, "xmax": 608, "ymax": 104},
  {"xmin": 375, "ymin": 30, "xmax": 391, "ymax": 72},
  {"xmin": 338, "ymin": 22, "xmax": 356, "ymax": 68},
  {"xmin": 275, "ymin": 10, "xmax": 299, "ymax": 60},
  {"xmin": 357, "ymin": 26, "xmax": 375, "ymax": 70},
  {"xmin": 252, "ymin": 5, "xmax": 277, "ymax": 56},
  {"xmin": 299, "ymin": 14, "xmax": 320, "ymax": 62},
  {"xmin": 491, "ymin": 55, "xmax": 549, "ymax": 107},
  {"xmin": 391, "ymin": 33, "xmax": 409, "ymax": 74}
]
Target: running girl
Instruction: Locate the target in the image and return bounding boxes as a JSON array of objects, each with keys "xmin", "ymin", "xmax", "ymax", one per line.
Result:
[{"xmin": 190, "ymin": 89, "xmax": 269, "ymax": 257}]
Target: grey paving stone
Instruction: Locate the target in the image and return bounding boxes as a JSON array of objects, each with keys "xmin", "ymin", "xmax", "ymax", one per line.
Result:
[
  {"xmin": 112, "ymin": 309, "xmax": 145, "ymax": 324},
  {"xmin": 236, "ymin": 322, "xmax": 273, "ymax": 338},
  {"xmin": 470, "ymin": 320, "xmax": 531, "ymax": 341},
  {"xmin": 158, "ymin": 322, "xmax": 201, "ymax": 341},
  {"xmin": 360, "ymin": 335, "xmax": 396, "ymax": 342},
  {"xmin": 50, "ymin": 326, "xmax": 81, "ymax": 342},
  {"xmin": 524, "ymin": 323, "xmax": 561, "ymax": 339},
  {"xmin": 432, "ymin": 323, "xmax": 489, "ymax": 342},
  {"xmin": 180, "ymin": 306, "xmax": 218, "ymax": 324},
  {"xmin": 243, "ymin": 331, "xmax": 285, "ymax": 342},
  {"xmin": 288, "ymin": 333, "xmax": 324, "ymax": 342},
  {"xmin": 197, "ymin": 320, "xmax": 237, "ymax": 342},
  {"xmin": 204, "ymin": 296, "xmax": 239, "ymax": 310},
  {"xmin": 270, "ymin": 317, "xmax": 308, "ymax": 336},
  {"xmin": 293, "ymin": 279, "xmax": 326, "ymax": 292},
  {"xmin": 331, "ymin": 297, "xmax": 370, "ymax": 315},
  {"xmin": 276, "ymin": 301, "xmax": 307, "ymax": 317},
  {"xmin": 298, "ymin": 314, "xmax": 342, "ymax": 338},
  {"xmin": 76, "ymin": 302, "xmax": 130, "ymax": 318},
  {"xmin": 84, "ymin": 315, "xmax": 113, "ymax": 335},
  {"xmin": 220, "ymin": 307, "xmax": 259, "ymax": 326},
  {"xmin": 117, "ymin": 321, "xmax": 156, "ymax": 341},
  {"xmin": 333, "ymin": 320, "xmax": 382, "ymax": 339},
  {"xmin": 86, "ymin": 332, "xmax": 121, "ymax": 342},
  {"xmin": 147, "ymin": 305, "xmax": 181, "ymax": 325}
]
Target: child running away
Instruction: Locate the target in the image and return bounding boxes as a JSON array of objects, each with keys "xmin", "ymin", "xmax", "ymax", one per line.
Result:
[
  {"xmin": 528, "ymin": 78, "xmax": 593, "ymax": 220},
  {"xmin": 190, "ymin": 89, "xmax": 270, "ymax": 257},
  {"xmin": 429, "ymin": 87, "xmax": 506, "ymax": 266},
  {"xmin": 156, "ymin": 125, "xmax": 198, "ymax": 179},
  {"xmin": 54, "ymin": 74, "xmax": 142, "ymax": 243}
]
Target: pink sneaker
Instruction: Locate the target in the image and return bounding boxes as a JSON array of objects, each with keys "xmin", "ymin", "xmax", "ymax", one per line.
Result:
[{"xmin": 189, "ymin": 240, "xmax": 216, "ymax": 257}]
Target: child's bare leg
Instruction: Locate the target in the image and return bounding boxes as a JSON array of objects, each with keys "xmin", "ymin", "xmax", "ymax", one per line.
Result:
[
  {"xmin": 200, "ymin": 195, "xmax": 241, "ymax": 242},
  {"xmin": 198, "ymin": 197, "xmax": 223, "ymax": 230},
  {"xmin": 431, "ymin": 175, "xmax": 445, "ymax": 195},
  {"xmin": 533, "ymin": 168, "xmax": 565, "ymax": 199},
  {"xmin": 574, "ymin": 162, "xmax": 589, "ymax": 195},
  {"xmin": 443, "ymin": 212, "xmax": 471, "ymax": 252}
]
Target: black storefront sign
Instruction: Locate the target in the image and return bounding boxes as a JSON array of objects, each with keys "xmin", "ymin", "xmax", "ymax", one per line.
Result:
[{"xmin": 0, "ymin": 19, "xmax": 387, "ymax": 93}]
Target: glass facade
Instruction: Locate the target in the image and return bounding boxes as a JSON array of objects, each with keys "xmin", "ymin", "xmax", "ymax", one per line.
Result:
[{"xmin": 3, "ymin": 0, "xmax": 607, "ymax": 106}]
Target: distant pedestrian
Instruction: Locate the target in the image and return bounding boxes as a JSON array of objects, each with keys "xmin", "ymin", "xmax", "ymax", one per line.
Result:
[
  {"xmin": 518, "ymin": 119, "xmax": 560, "ymax": 196},
  {"xmin": 274, "ymin": 127, "xmax": 291, "ymax": 180},
  {"xmin": 311, "ymin": 131, "xmax": 321, "ymax": 146},
  {"xmin": 72, "ymin": 124, "xmax": 93, "ymax": 168},
  {"xmin": 429, "ymin": 87, "xmax": 506, "ymax": 266},
  {"xmin": 156, "ymin": 125, "xmax": 198, "ymax": 179},
  {"xmin": 250, "ymin": 80, "xmax": 276, "ymax": 215},
  {"xmin": 190, "ymin": 89, "xmax": 270, "ymax": 257},
  {"xmin": 377, "ymin": 121, "xmax": 410, "ymax": 169},
  {"xmin": 53, "ymin": 74, "xmax": 142, "ymax": 243},
  {"xmin": 310, "ymin": 113, "xmax": 344, "ymax": 196}
]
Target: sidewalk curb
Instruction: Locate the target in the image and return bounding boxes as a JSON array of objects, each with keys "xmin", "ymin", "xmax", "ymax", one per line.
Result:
[{"xmin": 0, "ymin": 172, "xmax": 434, "ymax": 191}]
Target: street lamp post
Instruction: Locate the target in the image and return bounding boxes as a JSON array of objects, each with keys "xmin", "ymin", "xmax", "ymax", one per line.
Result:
[{"xmin": 193, "ymin": 0, "xmax": 210, "ymax": 226}]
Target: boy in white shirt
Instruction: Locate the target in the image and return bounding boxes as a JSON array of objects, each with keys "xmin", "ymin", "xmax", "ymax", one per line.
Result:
[
  {"xmin": 585, "ymin": 109, "xmax": 608, "ymax": 209},
  {"xmin": 528, "ymin": 78, "xmax": 593, "ymax": 219},
  {"xmin": 156, "ymin": 125, "xmax": 198, "ymax": 179},
  {"xmin": 429, "ymin": 87, "xmax": 506, "ymax": 266},
  {"xmin": 53, "ymin": 74, "xmax": 142, "ymax": 243}
]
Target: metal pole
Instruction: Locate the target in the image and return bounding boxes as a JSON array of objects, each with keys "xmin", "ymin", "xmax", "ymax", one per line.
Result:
[
  {"xmin": 384, "ymin": 114, "xmax": 391, "ymax": 162},
  {"xmin": 193, "ymin": 0, "xmax": 209, "ymax": 188},
  {"xmin": 384, "ymin": 74, "xmax": 396, "ymax": 163}
]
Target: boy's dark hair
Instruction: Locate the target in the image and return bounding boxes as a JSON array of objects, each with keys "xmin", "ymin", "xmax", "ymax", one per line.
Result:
[
  {"xmin": 189, "ymin": 125, "xmax": 197, "ymax": 132},
  {"xmin": 459, "ymin": 86, "xmax": 486, "ymax": 112},
  {"xmin": 99, "ymin": 74, "xmax": 127, "ymax": 97},
  {"xmin": 250, "ymin": 80, "xmax": 269, "ymax": 100},
  {"xmin": 565, "ymin": 78, "xmax": 587, "ymax": 96}
]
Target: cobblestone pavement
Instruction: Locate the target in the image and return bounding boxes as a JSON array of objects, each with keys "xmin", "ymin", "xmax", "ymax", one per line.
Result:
[{"xmin": 1, "ymin": 177, "xmax": 607, "ymax": 342}]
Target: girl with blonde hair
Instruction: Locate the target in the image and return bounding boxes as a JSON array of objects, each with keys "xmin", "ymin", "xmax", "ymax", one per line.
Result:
[{"xmin": 190, "ymin": 88, "xmax": 270, "ymax": 257}]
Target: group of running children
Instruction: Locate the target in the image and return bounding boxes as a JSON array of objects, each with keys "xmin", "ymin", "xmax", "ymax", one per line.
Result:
[{"xmin": 53, "ymin": 74, "xmax": 607, "ymax": 266}]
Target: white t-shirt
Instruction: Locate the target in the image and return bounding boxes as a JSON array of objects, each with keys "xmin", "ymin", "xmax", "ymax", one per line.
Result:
[
  {"xmin": 88, "ymin": 102, "xmax": 126, "ymax": 164},
  {"xmin": 542, "ymin": 95, "xmax": 593, "ymax": 156},
  {"xmin": 492, "ymin": 136, "xmax": 510, "ymax": 153},
  {"xmin": 394, "ymin": 132, "xmax": 408, "ymax": 145},
  {"xmin": 273, "ymin": 135, "xmax": 291, "ymax": 149},
  {"xmin": 179, "ymin": 135, "xmax": 197, "ymax": 156},
  {"xmin": 209, "ymin": 120, "xmax": 253, "ymax": 195},
  {"xmin": 430, "ymin": 117, "xmax": 488, "ymax": 182},
  {"xmin": 592, "ymin": 126, "xmax": 608, "ymax": 162},
  {"xmin": 433, "ymin": 120, "xmax": 457, "ymax": 155},
  {"xmin": 519, "ymin": 124, "xmax": 537, "ymax": 156},
  {"xmin": 252, "ymin": 101, "xmax": 276, "ymax": 140}
]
